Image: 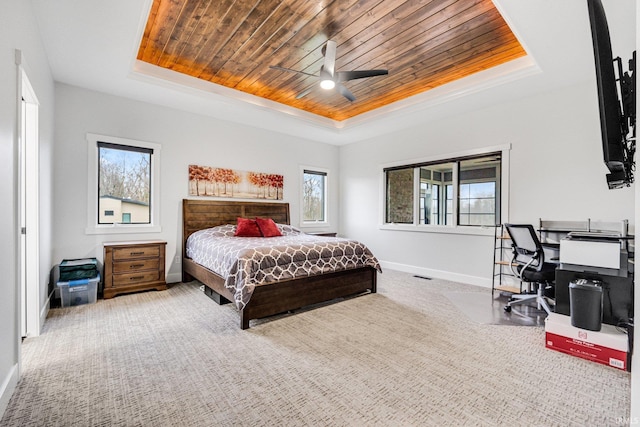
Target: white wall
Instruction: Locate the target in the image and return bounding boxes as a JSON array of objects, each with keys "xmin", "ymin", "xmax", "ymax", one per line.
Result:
[
  {"xmin": 340, "ymin": 80, "xmax": 634, "ymax": 285},
  {"xmin": 53, "ymin": 83, "xmax": 340, "ymax": 282},
  {"xmin": 0, "ymin": 0, "xmax": 55, "ymax": 418}
]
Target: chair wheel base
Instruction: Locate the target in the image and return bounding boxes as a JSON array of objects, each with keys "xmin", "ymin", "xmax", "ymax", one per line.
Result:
[{"xmin": 504, "ymin": 305, "xmax": 512, "ymax": 313}]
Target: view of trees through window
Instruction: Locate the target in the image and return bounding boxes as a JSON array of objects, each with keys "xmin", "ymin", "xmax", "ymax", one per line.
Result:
[
  {"xmin": 458, "ymin": 181, "xmax": 496, "ymax": 225},
  {"xmin": 303, "ymin": 170, "xmax": 326, "ymax": 222},
  {"xmin": 98, "ymin": 143, "xmax": 151, "ymax": 224}
]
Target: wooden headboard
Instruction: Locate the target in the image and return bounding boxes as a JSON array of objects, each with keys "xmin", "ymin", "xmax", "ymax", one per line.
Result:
[{"xmin": 182, "ymin": 199, "xmax": 290, "ymax": 254}]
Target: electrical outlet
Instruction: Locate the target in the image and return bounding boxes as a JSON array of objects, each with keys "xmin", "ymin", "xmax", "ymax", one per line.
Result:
[{"xmin": 174, "ymin": 256, "xmax": 181, "ymax": 264}]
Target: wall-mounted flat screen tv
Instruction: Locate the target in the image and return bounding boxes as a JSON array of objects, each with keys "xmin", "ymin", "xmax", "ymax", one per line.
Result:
[{"xmin": 587, "ymin": 0, "xmax": 635, "ymax": 189}]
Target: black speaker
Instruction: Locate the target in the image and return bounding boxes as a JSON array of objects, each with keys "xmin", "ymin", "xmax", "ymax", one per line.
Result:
[{"xmin": 569, "ymin": 279, "xmax": 604, "ymax": 331}]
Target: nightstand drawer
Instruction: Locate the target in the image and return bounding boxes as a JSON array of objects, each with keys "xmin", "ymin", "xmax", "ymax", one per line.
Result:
[
  {"xmin": 112, "ymin": 271, "xmax": 161, "ymax": 287},
  {"xmin": 113, "ymin": 258, "xmax": 159, "ymax": 274},
  {"xmin": 112, "ymin": 245, "xmax": 160, "ymax": 260}
]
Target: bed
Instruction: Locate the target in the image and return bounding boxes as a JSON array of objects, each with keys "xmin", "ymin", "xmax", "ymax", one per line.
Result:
[{"xmin": 182, "ymin": 199, "xmax": 380, "ymax": 329}]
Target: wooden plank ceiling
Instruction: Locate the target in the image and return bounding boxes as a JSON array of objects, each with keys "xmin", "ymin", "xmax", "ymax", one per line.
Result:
[{"xmin": 137, "ymin": 0, "xmax": 526, "ymax": 121}]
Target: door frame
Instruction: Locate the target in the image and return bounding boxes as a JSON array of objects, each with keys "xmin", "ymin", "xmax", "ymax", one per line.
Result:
[{"xmin": 16, "ymin": 50, "xmax": 41, "ymax": 343}]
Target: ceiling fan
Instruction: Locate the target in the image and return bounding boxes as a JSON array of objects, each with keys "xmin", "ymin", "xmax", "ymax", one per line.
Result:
[{"xmin": 270, "ymin": 40, "xmax": 388, "ymax": 102}]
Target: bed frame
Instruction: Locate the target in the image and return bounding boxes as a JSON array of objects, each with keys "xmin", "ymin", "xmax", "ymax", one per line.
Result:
[{"xmin": 182, "ymin": 199, "xmax": 377, "ymax": 329}]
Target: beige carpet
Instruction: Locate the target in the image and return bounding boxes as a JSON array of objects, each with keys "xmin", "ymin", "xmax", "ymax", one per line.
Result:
[{"xmin": 0, "ymin": 270, "xmax": 631, "ymax": 426}]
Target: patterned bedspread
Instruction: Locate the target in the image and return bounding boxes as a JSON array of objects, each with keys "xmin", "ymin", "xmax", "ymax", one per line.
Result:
[{"xmin": 186, "ymin": 224, "xmax": 381, "ymax": 309}]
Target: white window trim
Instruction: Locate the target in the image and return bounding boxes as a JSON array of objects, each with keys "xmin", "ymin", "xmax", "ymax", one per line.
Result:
[
  {"xmin": 299, "ymin": 165, "xmax": 330, "ymax": 229},
  {"xmin": 85, "ymin": 133, "xmax": 162, "ymax": 235},
  {"xmin": 379, "ymin": 144, "xmax": 510, "ymax": 236}
]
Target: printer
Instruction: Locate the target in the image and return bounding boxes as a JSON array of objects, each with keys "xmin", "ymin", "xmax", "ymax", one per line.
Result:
[
  {"xmin": 559, "ymin": 231, "xmax": 629, "ymax": 277},
  {"xmin": 555, "ymin": 231, "xmax": 633, "ymax": 326}
]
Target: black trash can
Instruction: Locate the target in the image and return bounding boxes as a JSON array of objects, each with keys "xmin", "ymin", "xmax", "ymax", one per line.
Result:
[{"xmin": 569, "ymin": 279, "xmax": 603, "ymax": 331}]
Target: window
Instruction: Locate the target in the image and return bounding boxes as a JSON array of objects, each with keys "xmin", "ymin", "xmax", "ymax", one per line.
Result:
[
  {"xmin": 385, "ymin": 168, "xmax": 413, "ymax": 223},
  {"xmin": 302, "ymin": 168, "xmax": 328, "ymax": 224},
  {"xmin": 417, "ymin": 164, "xmax": 454, "ymax": 225},
  {"xmin": 98, "ymin": 141, "xmax": 152, "ymax": 225},
  {"xmin": 383, "ymin": 148, "xmax": 507, "ymax": 229},
  {"xmin": 86, "ymin": 133, "xmax": 161, "ymax": 234},
  {"xmin": 457, "ymin": 157, "xmax": 500, "ymax": 226}
]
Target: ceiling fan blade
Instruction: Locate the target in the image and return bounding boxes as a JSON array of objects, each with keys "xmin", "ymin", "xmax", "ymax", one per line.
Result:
[
  {"xmin": 337, "ymin": 69, "xmax": 388, "ymax": 82},
  {"xmin": 295, "ymin": 86, "xmax": 315, "ymax": 99},
  {"xmin": 323, "ymin": 40, "xmax": 337, "ymax": 78},
  {"xmin": 269, "ymin": 65, "xmax": 317, "ymax": 78},
  {"xmin": 336, "ymin": 83, "xmax": 356, "ymax": 102}
]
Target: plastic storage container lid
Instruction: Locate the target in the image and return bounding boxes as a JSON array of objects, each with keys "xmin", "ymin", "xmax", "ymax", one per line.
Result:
[{"xmin": 57, "ymin": 274, "xmax": 100, "ymax": 287}]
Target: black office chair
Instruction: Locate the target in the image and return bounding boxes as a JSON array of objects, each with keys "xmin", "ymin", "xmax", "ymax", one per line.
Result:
[{"xmin": 503, "ymin": 224, "xmax": 556, "ymax": 315}]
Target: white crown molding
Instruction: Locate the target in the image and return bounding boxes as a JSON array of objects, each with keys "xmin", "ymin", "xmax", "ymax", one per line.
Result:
[{"xmin": 130, "ymin": 55, "xmax": 539, "ymax": 139}]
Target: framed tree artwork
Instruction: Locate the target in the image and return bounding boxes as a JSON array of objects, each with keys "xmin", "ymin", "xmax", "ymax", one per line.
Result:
[{"xmin": 188, "ymin": 165, "xmax": 283, "ymax": 200}]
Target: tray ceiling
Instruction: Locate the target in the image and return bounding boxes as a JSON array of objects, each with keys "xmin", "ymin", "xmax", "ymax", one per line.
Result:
[{"xmin": 137, "ymin": 0, "xmax": 526, "ymax": 121}]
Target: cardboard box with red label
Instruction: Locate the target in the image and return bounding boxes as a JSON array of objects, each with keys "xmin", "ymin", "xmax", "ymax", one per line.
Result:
[{"xmin": 545, "ymin": 313, "xmax": 630, "ymax": 371}]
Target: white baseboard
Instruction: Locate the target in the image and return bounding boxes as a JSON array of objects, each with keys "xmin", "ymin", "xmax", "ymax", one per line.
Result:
[
  {"xmin": 380, "ymin": 260, "xmax": 491, "ymax": 288},
  {"xmin": 39, "ymin": 296, "xmax": 50, "ymax": 334},
  {"xmin": 0, "ymin": 363, "xmax": 19, "ymax": 420}
]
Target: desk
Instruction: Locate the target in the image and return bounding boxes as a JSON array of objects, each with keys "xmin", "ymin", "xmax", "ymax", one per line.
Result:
[
  {"xmin": 555, "ymin": 268, "xmax": 633, "ymax": 327},
  {"xmin": 536, "ymin": 219, "xmax": 634, "ymax": 326}
]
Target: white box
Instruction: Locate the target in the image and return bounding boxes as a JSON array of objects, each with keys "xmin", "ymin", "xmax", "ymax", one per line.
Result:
[
  {"xmin": 559, "ymin": 238, "xmax": 620, "ymax": 269},
  {"xmin": 545, "ymin": 313, "xmax": 629, "ymax": 370}
]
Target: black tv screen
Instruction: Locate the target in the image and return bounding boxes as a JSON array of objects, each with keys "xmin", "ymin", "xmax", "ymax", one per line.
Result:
[{"xmin": 587, "ymin": 0, "xmax": 627, "ymax": 176}]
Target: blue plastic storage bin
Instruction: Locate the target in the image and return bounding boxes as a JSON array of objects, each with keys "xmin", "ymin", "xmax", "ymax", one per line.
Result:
[{"xmin": 57, "ymin": 274, "xmax": 99, "ymax": 307}]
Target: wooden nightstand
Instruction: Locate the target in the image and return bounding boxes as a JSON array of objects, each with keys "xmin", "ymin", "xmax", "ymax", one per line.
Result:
[
  {"xmin": 308, "ymin": 232, "xmax": 337, "ymax": 237},
  {"xmin": 103, "ymin": 240, "xmax": 167, "ymax": 299}
]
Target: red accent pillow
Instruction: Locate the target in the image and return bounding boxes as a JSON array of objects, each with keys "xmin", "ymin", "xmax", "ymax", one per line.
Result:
[
  {"xmin": 255, "ymin": 217, "xmax": 282, "ymax": 237},
  {"xmin": 234, "ymin": 217, "xmax": 262, "ymax": 237}
]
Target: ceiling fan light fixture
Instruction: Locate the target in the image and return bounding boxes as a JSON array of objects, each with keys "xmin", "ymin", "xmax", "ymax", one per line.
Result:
[
  {"xmin": 320, "ymin": 79, "xmax": 335, "ymax": 90},
  {"xmin": 270, "ymin": 40, "xmax": 387, "ymax": 101}
]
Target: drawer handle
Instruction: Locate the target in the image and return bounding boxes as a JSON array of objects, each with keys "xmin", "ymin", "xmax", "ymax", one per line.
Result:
[
  {"xmin": 130, "ymin": 276, "xmax": 144, "ymax": 281},
  {"xmin": 129, "ymin": 264, "xmax": 145, "ymax": 269},
  {"xmin": 129, "ymin": 251, "xmax": 145, "ymax": 256}
]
